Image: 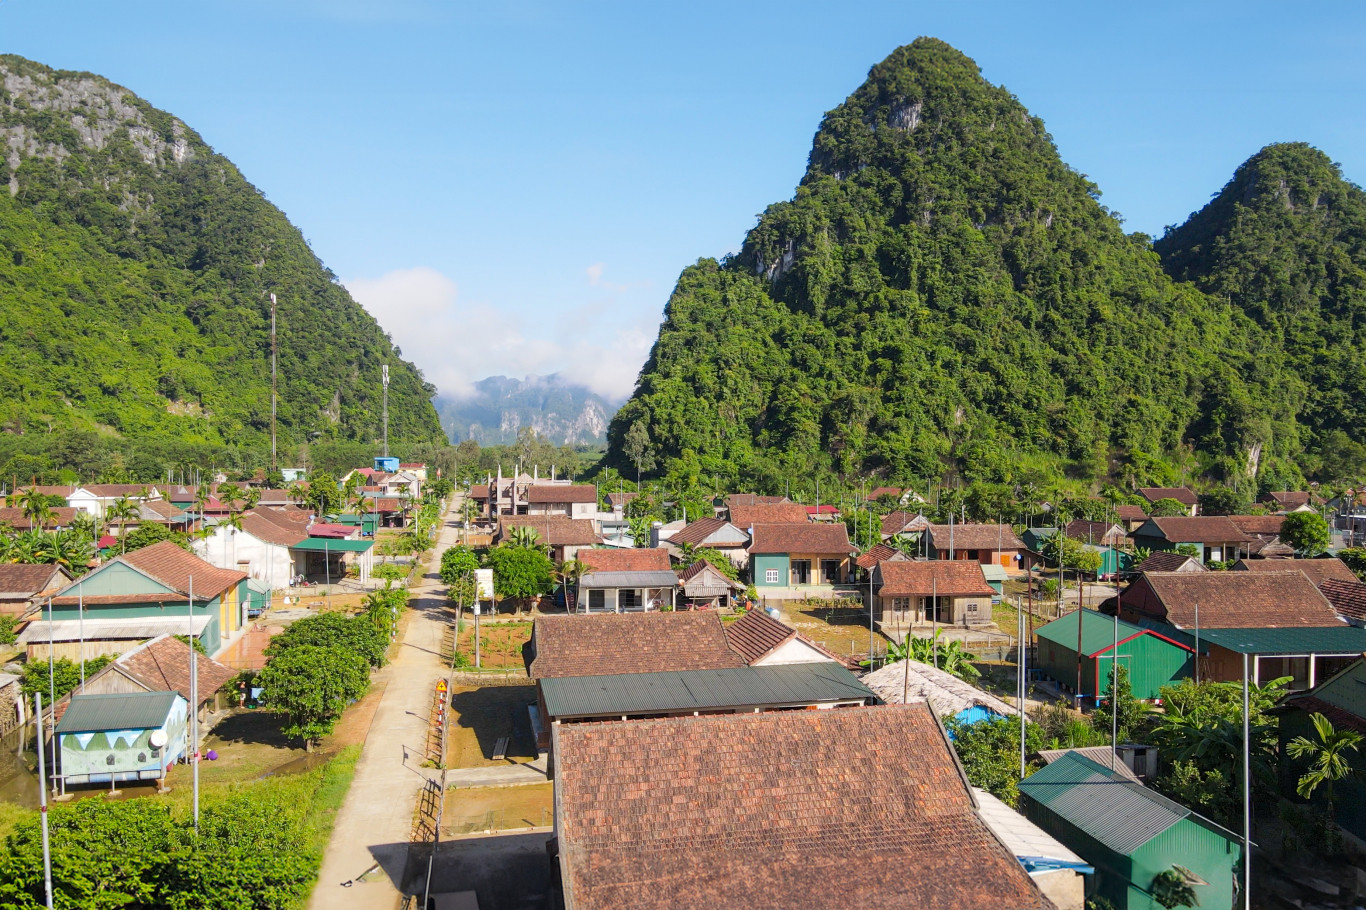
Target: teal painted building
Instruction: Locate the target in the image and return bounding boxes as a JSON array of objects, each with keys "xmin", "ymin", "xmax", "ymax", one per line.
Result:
[
  {"xmin": 57, "ymin": 691, "xmax": 188, "ymax": 787},
  {"xmin": 1083, "ymin": 544, "xmax": 1132, "ymax": 579},
  {"xmin": 27, "ymin": 541, "xmax": 248, "ymax": 660},
  {"xmin": 1276, "ymin": 658, "xmax": 1366, "ymax": 840},
  {"xmin": 1020, "ymin": 752, "xmax": 1243, "ymax": 910},
  {"xmin": 1036, "ymin": 609, "xmax": 1194, "ymax": 700}
]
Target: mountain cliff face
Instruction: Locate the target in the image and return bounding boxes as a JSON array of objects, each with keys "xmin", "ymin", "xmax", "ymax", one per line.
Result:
[
  {"xmin": 436, "ymin": 375, "xmax": 615, "ymax": 446},
  {"xmin": 0, "ymin": 55, "xmax": 444, "ymax": 448},
  {"xmin": 608, "ymin": 38, "xmax": 1296, "ymax": 488},
  {"xmin": 1155, "ymin": 143, "xmax": 1366, "ymax": 480}
]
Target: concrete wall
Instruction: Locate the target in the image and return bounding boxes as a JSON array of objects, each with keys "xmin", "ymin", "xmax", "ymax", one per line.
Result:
[{"xmin": 195, "ymin": 528, "xmax": 296, "ymax": 593}]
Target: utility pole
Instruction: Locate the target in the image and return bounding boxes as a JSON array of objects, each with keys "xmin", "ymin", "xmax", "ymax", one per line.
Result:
[
  {"xmin": 270, "ymin": 293, "xmax": 278, "ymax": 471},
  {"xmin": 382, "ymin": 364, "xmax": 390, "ymax": 458},
  {"xmin": 34, "ymin": 692, "xmax": 54, "ymax": 910}
]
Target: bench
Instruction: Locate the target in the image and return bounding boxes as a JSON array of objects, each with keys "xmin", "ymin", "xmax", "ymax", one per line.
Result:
[{"xmin": 491, "ymin": 736, "xmax": 509, "ymax": 761}]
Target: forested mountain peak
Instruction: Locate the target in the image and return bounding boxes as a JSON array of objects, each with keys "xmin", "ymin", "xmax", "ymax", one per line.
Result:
[
  {"xmin": 609, "ymin": 39, "xmax": 1304, "ymax": 491},
  {"xmin": 0, "ymin": 54, "xmax": 443, "ymax": 457}
]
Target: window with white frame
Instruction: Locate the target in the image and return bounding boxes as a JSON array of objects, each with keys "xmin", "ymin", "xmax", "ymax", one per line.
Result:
[{"xmin": 765, "ymin": 568, "xmax": 780, "ymax": 584}]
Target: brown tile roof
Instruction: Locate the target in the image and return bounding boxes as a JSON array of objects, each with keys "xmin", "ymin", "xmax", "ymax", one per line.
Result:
[
  {"xmin": 1235, "ymin": 557, "xmax": 1358, "ymax": 587},
  {"xmin": 1138, "ymin": 487, "xmax": 1198, "ymax": 506},
  {"xmin": 677, "ymin": 560, "xmax": 740, "ymax": 587},
  {"xmin": 723, "ymin": 609, "xmax": 796, "ymax": 663},
  {"xmin": 1247, "ymin": 537, "xmax": 1296, "ymax": 559},
  {"xmin": 729, "ymin": 502, "xmax": 809, "ymax": 526},
  {"xmin": 553, "ymin": 704, "xmax": 1052, "ymax": 910},
  {"xmin": 725, "ymin": 494, "xmax": 789, "ymax": 508},
  {"xmin": 526, "ymin": 484, "xmax": 597, "ymax": 504},
  {"xmin": 239, "ymin": 511, "xmax": 307, "ymax": 547},
  {"xmin": 0, "ymin": 564, "xmax": 71, "ymax": 597},
  {"xmin": 525, "ymin": 612, "xmax": 744, "ymax": 678},
  {"xmin": 139, "ymin": 499, "xmax": 185, "ymax": 521},
  {"xmin": 1321, "ymin": 579, "xmax": 1366, "ymax": 623},
  {"xmin": 469, "ymin": 484, "xmax": 490, "ymax": 499},
  {"xmin": 497, "ymin": 516, "xmax": 598, "ymax": 546},
  {"xmin": 1116, "ymin": 505, "xmax": 1149, "ymax": 522},
  {"xmin": 119, "ymin": 541, "xmax": 247, "ymax": 598},
  {"xmin": 669, "ymin": 517, "xmax": 747, "ymax": 547},
  {"xmin": 16, "ymin": 485, "xmax": 75, "ymax": 498},
  {"xmin": 0, "ymin": 507, "xmax": 82, "ymax": 530},
  {"xmin": 869, "ymin": 486, "xmax": 907, "ymax": 500},
  {"xmin": 927, "ymin": 523, "xmax": 1024, "ymax": 551},
  {"xmin": 1126, "ymin": 571, "xmax": 1341, "ymax": 629},
  {"xmin": 1064, "ymin": 520, "xmax": 1126, "ymax": 546},
  {"xmin": 81, "ymin": 484, "xmax": 156, "ymax": 498},
  {"xmin": 254, "ymin": 506, "xmax": 312, "ymax": 529},
  {"xmin": 856, "ymin": 543, "xmax": 905, "ymax": 570},
  {"xmin": 1264, "ymin": 491, "xmax": 1312, "ymax": 509},
  {"xmin": 578, "ymin": 548, "xmax": 671, "ymax": 573},
  {"xmin": 881, "ymin": 510, "xmax": 929, "ymax": 537},
  {"xmin": 606, "ymin": 491, "xmax": 638, "ymax": 508},
  {"xmin": 116, "ymin": 634, "xmax": 237, "ymax": 704},
  {"xmin": 373, "ymin": 497, "xmax": 404, "ymax": 512},
  {"xmin": 875, "ymin": 561, "xmax": 995, "ymax": 598},
  {"xmin": 748, "ymin": 523, "xmax": 852, "ymax": 555},
  {"xmin": 1142, "ymin": 516, "xmax": 1252, "ymax": 544},
  {"xmin": 1134, "ymin": 551, "xmax": 1206, "ymax": 574},
  {"xmin": 1228, "ymin": 515, "xmax": 1286, "ymax": 537}
]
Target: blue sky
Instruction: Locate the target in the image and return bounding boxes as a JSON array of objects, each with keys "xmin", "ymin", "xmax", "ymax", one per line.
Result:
[{"xmin": 5, "ymin": 1, "xmax": 1365, "ymax": 402}]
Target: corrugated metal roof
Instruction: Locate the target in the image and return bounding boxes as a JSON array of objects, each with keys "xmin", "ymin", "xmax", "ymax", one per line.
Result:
[
  {"xmin": 579, "ymin": 571, "xmax": 679, "ymax": 589},
  {"xmin": 18, "ymin": 615, "xmax": 212, "ymax": 644},
  {"xmin": 56, "ymin": 691, "xmax": 180, "ymax": 733},
  {"xmin": 1035, "ymin": 609, "xmax": 1167, "ymax": 657},
  {"xmin": 1020, "ymin": 752, "xmax": 1191, "ymax": 853},
  {"xmin": 1196, "ymin": 625, "xmax": 1366, "ymax": 654},
  {"xmin": 289, "ymin": 538, "xmax": 373, "ymax": 552},
  {"xmin": 540, "ymin": 663, "xmax": 873, "ymax": 718}
]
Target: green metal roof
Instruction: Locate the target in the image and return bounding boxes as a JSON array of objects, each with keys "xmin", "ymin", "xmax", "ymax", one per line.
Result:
[
  {"xmin": 1035, "ymin": 609, "xmax": 1174, "ymax": 657},
  {"xmin": 1194, "ymin": 625, "xmax": 1366, "ymax": 655},
  {"xmin": 289, "ymin": 538, "xmax": 374, "ymax": 553},
  {"xmin": 540, "ymin": 663, "xmax": 873, "ymax": 718},
  {"xmin": 57, "ymin": 691, "xmax": 181, "ymax": 734},
  {"xmin": 1020, "ymin": 752, "xmax": 1196, "ymax": 854}
]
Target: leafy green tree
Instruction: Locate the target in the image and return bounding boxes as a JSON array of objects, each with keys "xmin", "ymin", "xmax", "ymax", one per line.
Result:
[
  {"xmin": 1287, "ymin": 712, "xmax": 1364, "ymax": 821},
  {"xmin": 439, "ymin": 545, "xmax": 479, "ymax": 586},
  {"xmin": 304, "ymin": 471, "xmax": 340, "ymax": 517},
  {"xmin": 257, "ymin": 644, "xmax": 370, "ymax": 749},
  {"xmin": 1281, "ymin": 511, "xmax": 1331, "ymax": 555},
  {"xmin": 265, "ymin": 611, "xmax": 387, "ymax": 668},
  {"xmin": 1338, "ymin": 548, "xmax": 1366, "ymax": 581},
  {"xmin": 1157, "ymin": 760, "xmax": 1235, "ymax": 826},
  {"xmin": 0, "ymin": 614, "xmax": 16, "ymax": 645},
  {"xmin": 945, "ymin": 715, "xmax": 1046, "ymax": 807},
  {"xmin": 121, "ymin": 523, "xmax": 194, "ymax": 553},
  {"xmin": 1149, "ymin": 498, "xmax": 1191, "ymax": 518},
  {"xmin": 14, "ymin": 488, "xmax": 54, "ymax": 531},
  {"xmin": 19, "ymin": 656, "xmax": 112, "ymax": 700},
  {"xmin": 486, "ymin": 544, "xmax": 553, "ymax": 612},
  {"xmin": 1198, "ymin": 486, "xmax": 1252, "ymax": 516},
  {"xmin": 621, "ymin": 420, "xmax": 656, "ymax": 485},
  {"xmin": 506, "ymin": 525, "xmax": 545, "ymax": 551},
  {"xmin": 1093, "ymin": 664, "xmax": 1148, "ymax": 742}
]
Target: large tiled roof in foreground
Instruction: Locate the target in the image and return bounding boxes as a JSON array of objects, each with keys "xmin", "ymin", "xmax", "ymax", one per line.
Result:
[{"xmin": 554, "ymin": 705, "xmax": 1052, "ymax": 910}]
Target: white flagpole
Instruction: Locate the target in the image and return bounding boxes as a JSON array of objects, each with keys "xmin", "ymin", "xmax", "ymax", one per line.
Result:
[
  {"xmin": 1242, "ymin": 651, "xmax": 1251, "ymax": 909},
  {"xmin": 189, "ymin": 574, "xmax": 199, "ymax": 833},
  {"xmin": 78, "ymin": 585, "xmax": 84, "ymax": 691},
  {"xmin": 46, "ymin": 597, "xmax": 56, "ymax": 795},
  {"xmin": 34, "ymin": 692, "xmax": 54, "ymax": 910},
  {"xmin": 1018, "ymin": 594, "xmax": 1027, "ymax": 778}
]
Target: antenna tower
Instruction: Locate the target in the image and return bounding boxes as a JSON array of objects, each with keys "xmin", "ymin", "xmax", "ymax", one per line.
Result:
[
  {"xmin": 382, "ymin": 364, "xmax": 390, "ymax": 457},
  {"xmin": 270, "ymin": 293, "xmax": 278, "ymax": 470}
]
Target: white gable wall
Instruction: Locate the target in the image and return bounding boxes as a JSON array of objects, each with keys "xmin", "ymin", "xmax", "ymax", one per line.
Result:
[
  {"xmin": 194, "ymin": 527, "xmax": 296, "ymax": 591},
  {"xmin": 750, "ymin": 637, "xmax": 835, "ymax": 666}
]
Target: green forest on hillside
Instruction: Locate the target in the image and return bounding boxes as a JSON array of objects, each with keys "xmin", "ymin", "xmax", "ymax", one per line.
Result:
[
  {"xmin": 606, "ymin": 39, "xmax": 1366, "ymax": 495},
  {"xmin": 0, "ymin": 54, "xmax": 443, "ymax": 468}
]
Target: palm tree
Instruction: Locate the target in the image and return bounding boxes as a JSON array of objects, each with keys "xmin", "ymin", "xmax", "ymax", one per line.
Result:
[
  {"xmin": 15, "ymin": 488, "xmax": 55, "ymax": 533},
  {"xmin": 506, "ymin": 525, "xmax": 544, "ymax": 551},
  {"xmin": 554, "ymin": 559, "xmax": 587, "ymax": 613},
  {"xmin": 217, "ymin": 511, "xmax": 245, "ymax": 570},
  {"xmin": 1287, "ymin": 712, "xmax": 1364, "ymax": 822},
  {"xmin": 106, "ymin": 495, "xmax": 139, "ymax": 555}
]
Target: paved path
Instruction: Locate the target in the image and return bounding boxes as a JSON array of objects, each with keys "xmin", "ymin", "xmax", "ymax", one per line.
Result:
[{"xmin": 308, "ymin": 499, "xmax": 462, "ymax": 910}]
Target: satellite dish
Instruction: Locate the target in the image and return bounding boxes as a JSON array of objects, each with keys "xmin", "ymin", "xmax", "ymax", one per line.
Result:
[{"xmin": 149, "ymin": 730, "xmax": 168, "ymax": 749}]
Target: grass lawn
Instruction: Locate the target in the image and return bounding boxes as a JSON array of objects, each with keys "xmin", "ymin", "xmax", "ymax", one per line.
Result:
[
  {"xmin": 447, "ymin": 685, "xmax": 539, "ymax": 768},
  {"xmin": 453, "ymin": 620, "xmax": 532, "ymax": 671},
  {"xmin": 785, "ymin": 603, "xmax": 877, "ymax": 660},
  {"xmin": 442, "ymin": 782, "xmax": 552, "ymax": 835}
]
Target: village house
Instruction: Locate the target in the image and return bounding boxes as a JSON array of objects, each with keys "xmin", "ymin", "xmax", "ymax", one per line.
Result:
[
  {"xmin": 926, "ymin": 522, "xmax": 1026, "ymax": 570},
  {"xmin": 723, "ymin": 608, "xmax": 852, "ymax": 668},
  {"xmin": 1129, "ymin": 515, "xmax": 1252, "ymax": 564},
  {"xmin": 575, "ymin": 548, "xmax": 677, "ymax": 613},
  {"xmin": 1227, "ymin": 514, "xmax": 1292, "ymax": 558},
  {"xmin": 55, "ymin": 691, "xmax": 188, "ymax": 791},
  {"xmin": 525, "ymin": 484, "xmax": 598, "ymax": 520},
  {"xmin": 1274, "ymin": 657, "xmax": 1366, "ymax": 843},
  {"xmin": 855, "ymin": 542, "xmax": 909, "ymax": 580},
  {"xmin": 1115, "ymin": 504, "xmax": 1150, "ymax": 532},
  {"xmin": 861, "ymin": 657, "xmax": 1016, "ymax": 724},
  {"xmin": 1114, "ymin": 570, "xmax": 1366, "ymax": 689},
  {"xmin": 194, "ymin": 510, "xmax": 306, "ymax": 594},
  {"xmin": 1131, "ymin": 551, "xmax": 1206, "ymax": 575},
  {"xmin": 1320, "ymin": 578, "xmax": 1366, "ymax": 626},
  {"xmin": 18, "ymin": 541, "xmax": 248, "ymax": 660},
  {"xmin": 1260, "ymin": 490, "xmax": 1316, "ymax": 513},
  {"xmin": 0, "ymin": 506, "xmax": 82, "ymax": 530},
  {"xmin": 873, "ymin": 560, "xmax": 995, "ymax": 630},
  {"xmin": 1136, "ymin": 486, "xmax": 1199, "ymax": 516},
  {"xmin": 604, "ymin": 490, "xmax": 637, "ymax": 517},
  {"xmin": 1019, "ymin": 751, "xmax": 1242, "ymax": 910},
  {"xmin": 880, "ymin": 509, "xmax": 930, "ymax": 541},
  {"xmin": 1035, "ymin": 609, "xmax": 1194, "ymax": 702},
  {"xmin": 1064, "ymin": 519, "xmax": 1127, "ymax": 548},
  {"xmin": 749, "ymin": 523, "xmax": 853, "ymax": 592},
  {"xmin": 0, "ymin": 563, "xmax": 72, "ymax": 618},
  {"xmin": 1232, "ymin": 555, "xmax": 1356, "ymax": 588},
  {"xmin": 66, "ymin": 484, "xmax": 161, "ymax": 519},
  {"xmin": 728, "ymin": 500, "xmax": 809, "ymax": 528},
  {"xmin": 675, "ymin": 559, "xmax": 744, "ymax": 610},
  {"xmin": 667, "ymin": 516, "xmax": 751, "ymax": 567},
  {"xmin": 550, "ymin": 704, "xmax": 1056, "ymax": 910},
  {"xmin": 495, "ymin": 516, "xmax": 597, "ymax": 563}
]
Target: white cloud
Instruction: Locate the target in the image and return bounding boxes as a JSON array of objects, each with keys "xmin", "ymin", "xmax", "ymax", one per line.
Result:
[{"xmin": 344, "ymin": 265, "xmax": 656, "ymax": 403}]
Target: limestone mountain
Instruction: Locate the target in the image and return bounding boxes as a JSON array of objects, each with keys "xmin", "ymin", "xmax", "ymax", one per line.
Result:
[
  {"xmin": 436, "ymin": 375, "xmax": 615, "ymax": 446},
  {"xmin": 1155, "ymin": 143, "xmax": 1366, "ymax": 481},
  {"xmin": 608, "ymin": 38, "xmax": 1296, "ymax": 488},
  {"xmin": 0, "ymin": 55, "xmax": 443, "ymax": 451}
]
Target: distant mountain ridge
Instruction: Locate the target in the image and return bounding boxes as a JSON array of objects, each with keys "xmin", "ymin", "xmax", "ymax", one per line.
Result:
[{"xmin": 436, "ymin": 375, "xmax": 617, "ymax": 446}]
